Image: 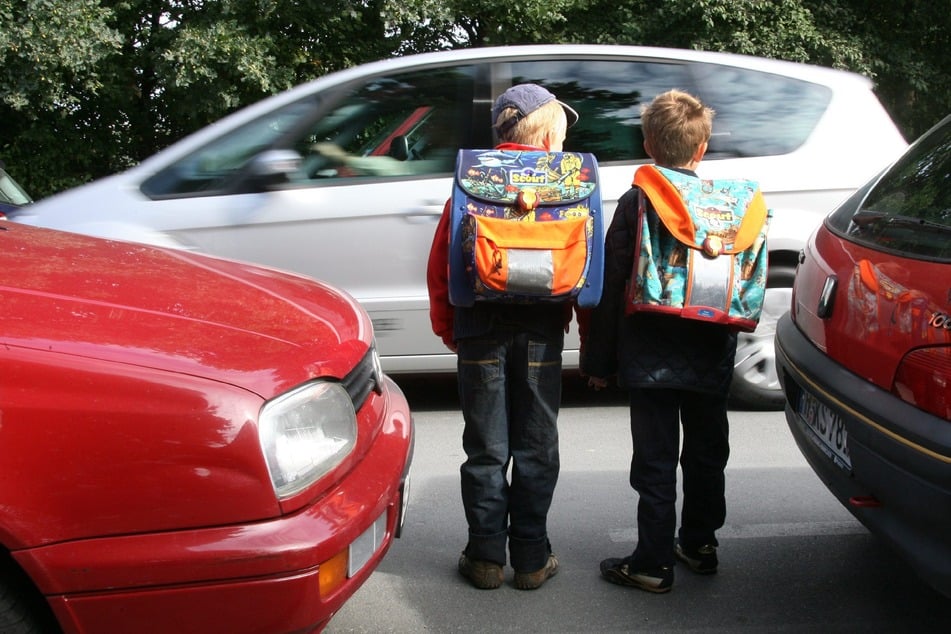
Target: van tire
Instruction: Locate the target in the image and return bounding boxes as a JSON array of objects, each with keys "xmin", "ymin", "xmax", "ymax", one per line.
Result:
[{"xmin": 730, "ymin": 264, "xmax": 796, "ymax": 410}]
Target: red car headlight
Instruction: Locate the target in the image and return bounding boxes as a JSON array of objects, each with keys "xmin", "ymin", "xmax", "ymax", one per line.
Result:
[{"xmin": 258, "ymin": 381, "xmax": 358, "ymax": 499}]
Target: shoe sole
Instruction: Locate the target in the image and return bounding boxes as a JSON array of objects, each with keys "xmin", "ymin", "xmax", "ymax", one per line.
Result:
[
  {"xmin": 463, "ymin": 573, "xmax": 503, "ymax": 589},
  {"xmin": 674, "ymin": 545, "xmax": 718, "ymax": 575},
  {"xmin": 601, "ymin": 567, "xmax": 671, "ymax": 593}
]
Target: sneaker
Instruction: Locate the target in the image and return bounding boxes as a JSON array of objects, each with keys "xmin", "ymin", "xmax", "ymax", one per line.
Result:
[
  {"xmin": 514, "ymin": 553, "xmax": 559, "ymax": 590},
  {"xmin": 674, "ymin": 540, "xmax": 718, "ymax": 575},
  {"xmin": 600, "ymin": 557, "xmax": 673, "ymax": 593},
  {"xmin": 458, "ymin": 552, "xmax": 504, "ymax": 589}
]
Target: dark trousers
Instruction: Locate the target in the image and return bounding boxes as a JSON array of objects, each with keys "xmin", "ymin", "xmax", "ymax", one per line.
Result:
[
  {"xmin": 627, "ymin": 387, "xmax": 730, "ymax": 569},
  {"xmin": 456, "ymin": 330, "xmax": 563, "ymax": 572}
]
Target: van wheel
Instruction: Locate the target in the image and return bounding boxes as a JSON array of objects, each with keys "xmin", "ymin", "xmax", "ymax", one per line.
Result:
[
  {"xmin": 730, "ymin": 265, "xmax": 796, "ymax": 410},
  {"xmin": 0, "ymin": 552, "xmax": 60, "ymax": 634}
]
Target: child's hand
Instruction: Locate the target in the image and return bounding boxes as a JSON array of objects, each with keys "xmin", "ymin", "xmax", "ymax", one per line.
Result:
[{"xmin": 587, "ymin": 376, "xmax": 608, "ymax": 391}]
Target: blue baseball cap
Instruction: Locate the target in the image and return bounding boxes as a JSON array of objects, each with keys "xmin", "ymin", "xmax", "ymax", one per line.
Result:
[{"xmin": 491, "ymin": 84, "xmax": 579, "ymax": 135}]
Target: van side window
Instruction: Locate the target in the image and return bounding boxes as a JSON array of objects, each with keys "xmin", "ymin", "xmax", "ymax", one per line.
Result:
[
  {"xmin": 693, "ymin": 62, "xmax": 832, "ymax": 158},
  {"xmin": 295, "ymin": 67, "xmax": 475, "ymax": 181},
  {"xmin": 142, "ymin": 99, "xmax": 316, "ymax": 197},
  {"xmin": 143, "ymin": 67, "xmax": 476, "ymax": 198},
  {"xmin": 508, "ymin": 59, "xmax": 693, "ymax": 162},
  {"xmin": 508, "ymin": 59, "xmax": 832, "ymax": 164}
]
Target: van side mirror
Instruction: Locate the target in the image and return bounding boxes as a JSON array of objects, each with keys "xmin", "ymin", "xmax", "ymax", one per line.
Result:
[
  {"xmin": 244, "ymin": 150, "xmax": 303, "ymax": 189},
  {"xmin": 387, "ymin": 136, "xmax": 410, "ymax": 161}
]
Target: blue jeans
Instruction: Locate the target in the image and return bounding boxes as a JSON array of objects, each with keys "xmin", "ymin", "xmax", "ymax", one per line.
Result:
[
  {"xmin": 627, "ymin": 387, "xmax": 730, "ymax": 569},
  {"xmin": 456, "ymin": 329, "xmax": 563, "ymax": 573}
]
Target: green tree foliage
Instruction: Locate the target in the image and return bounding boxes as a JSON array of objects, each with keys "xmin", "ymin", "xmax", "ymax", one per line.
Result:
[
  {"xmin": 2, "ymin": 0, "xmax": 403, "ymax": 197},
  {"xmin": 381, "ymin": 0, "xmax": 581, "ymax": 48},
  {"xmin": 0, "ymin": 0, "xmax": 121, "ymax": 194},
  {"xmin": 384, "ymin": 0, "xmax": 948, "ymax": 137},
  {"xmin": 1, "ymin": 0, "xmax": 947, "ymax": 199},
  {"xmin": 804, "ymin": 0, "xmax": 951, "ymax": 143}
]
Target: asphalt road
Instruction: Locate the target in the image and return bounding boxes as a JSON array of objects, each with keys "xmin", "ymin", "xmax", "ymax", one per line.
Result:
[{"xmin": 326, "ymin": 374, "xmax": 951, "ymax": 633}]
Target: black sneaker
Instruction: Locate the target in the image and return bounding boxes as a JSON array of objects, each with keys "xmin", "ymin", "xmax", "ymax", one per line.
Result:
[
  {"xmin": 514, "ymin": 553, "xmax": 559, "ymax": 590},
  {"xmin": 674, "ymin": 540, "xmax": 718, "ymax": 574},
  {"xmin": 458, "ymin": 552, "xmax": 504, "ymax": 589},
  {"xmin": 600, "ymin": 557, "xmax": 673, "ymax": 593}
]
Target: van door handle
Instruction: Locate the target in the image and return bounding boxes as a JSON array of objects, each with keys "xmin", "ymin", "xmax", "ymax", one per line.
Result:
[{"xmin": 403, "ymin": 203, "xmax": 445, "ymax": 222}]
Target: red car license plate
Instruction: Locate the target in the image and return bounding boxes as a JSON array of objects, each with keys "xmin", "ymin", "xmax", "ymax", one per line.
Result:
[{"xmin": 797, "ymin": 388, "xmax": 851, "ymax": 470}]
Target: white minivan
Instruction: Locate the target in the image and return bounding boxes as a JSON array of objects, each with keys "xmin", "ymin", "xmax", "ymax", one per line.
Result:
[{"xmin": 10, "ymin": 45, "xmax": 907, "ymax": 408}]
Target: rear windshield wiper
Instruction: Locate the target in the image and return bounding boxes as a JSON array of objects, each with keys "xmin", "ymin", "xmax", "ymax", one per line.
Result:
[{"xmin": 850, "ymin": 210, "xmax": 951, "ymax": 233}]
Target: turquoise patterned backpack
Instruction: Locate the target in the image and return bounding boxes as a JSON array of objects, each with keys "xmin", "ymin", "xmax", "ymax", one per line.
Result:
[{"xmin": 625, "ymin": 165, "xmax": 772, "ymax": 332}]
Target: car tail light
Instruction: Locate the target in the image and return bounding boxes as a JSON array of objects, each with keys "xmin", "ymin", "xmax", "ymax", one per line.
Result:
[{"xmin": 892, "ymin": 347, "xmax": 951, "ymax": 420}]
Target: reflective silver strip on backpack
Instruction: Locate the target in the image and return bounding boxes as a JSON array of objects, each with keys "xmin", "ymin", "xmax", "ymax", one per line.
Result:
[
  {"xmin": 506, "ymin": 249, "xmax": 555, "ymax": 294},
  {"xmin": 686, "ymin": 251, "xmax": 732, "ymax": 313}
]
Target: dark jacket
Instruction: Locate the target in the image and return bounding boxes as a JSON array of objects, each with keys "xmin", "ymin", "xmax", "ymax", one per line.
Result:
[{"xmin": 580, "ymin": 178, "xmax": 737, "ymax": 394}]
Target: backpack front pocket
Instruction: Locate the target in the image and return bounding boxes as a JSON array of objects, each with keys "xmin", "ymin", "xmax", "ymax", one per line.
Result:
[{"xmin": 468, "ymin": 213, "xmax": 590, "ymax": 297}]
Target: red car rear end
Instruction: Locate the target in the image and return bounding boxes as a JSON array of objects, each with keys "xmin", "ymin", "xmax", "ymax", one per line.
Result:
[{"xmin": 775, "ymin": 114, "xmax": 951, "ymax": 597}]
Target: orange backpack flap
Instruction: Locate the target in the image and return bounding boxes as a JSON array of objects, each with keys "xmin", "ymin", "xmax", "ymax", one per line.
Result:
[
  {"xmin": 633, "ymin": 165, "xmax": 768, "ymax": 253},
  {"xmin": 470, "ymin": 214, "xmax": 590, "ymax": 296},
  {"xmin": 633, "ymin": 165, "xmax": 696, "ymax": 245}
]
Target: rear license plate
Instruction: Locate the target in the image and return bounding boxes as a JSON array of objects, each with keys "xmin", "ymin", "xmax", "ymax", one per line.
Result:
[{"xmin": 797, "ymin": 387, "xmax": 851, "ymax": 470}]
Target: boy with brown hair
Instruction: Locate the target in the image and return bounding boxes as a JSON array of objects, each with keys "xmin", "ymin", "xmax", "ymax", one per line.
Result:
[
  {"xmin": 427, "ymin": 84, "xmax": 579, "ymax": 590},
  {"xmin": 582, "ymin": 89, "xmax": 738, "ymax": 593}
]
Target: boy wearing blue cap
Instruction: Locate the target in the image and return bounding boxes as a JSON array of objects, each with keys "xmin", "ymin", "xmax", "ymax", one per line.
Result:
[{"xmin": 427, "ymin": 84, "xmax": 579, "ymax": 590}]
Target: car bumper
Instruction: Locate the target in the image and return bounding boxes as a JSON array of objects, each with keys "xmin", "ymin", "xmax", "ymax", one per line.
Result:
[
  {"xmin": 775, "ymin": 313, "xmax": 951, "ymax": 597},
  {"xmin": 17, "ymin": 376, "xmax": 414, "ymax": 634}
]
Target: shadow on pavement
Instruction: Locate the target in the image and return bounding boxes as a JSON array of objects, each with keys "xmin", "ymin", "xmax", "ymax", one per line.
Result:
[{"xmin": 391, "ymin": 371, "xmax": 628, "ymax": 412}]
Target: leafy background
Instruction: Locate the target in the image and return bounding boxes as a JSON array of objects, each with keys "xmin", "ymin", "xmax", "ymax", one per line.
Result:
[{"xmin": 2, "ymin": 0, "xmax": 948, "ymax": 198}]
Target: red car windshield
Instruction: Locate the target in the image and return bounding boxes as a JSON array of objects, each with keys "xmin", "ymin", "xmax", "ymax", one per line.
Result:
[{"xmin": 828, "ymin": 116, "xmax": 951, "ymax": 261}]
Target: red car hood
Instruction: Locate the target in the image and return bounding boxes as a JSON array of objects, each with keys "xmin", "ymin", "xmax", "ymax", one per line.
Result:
[{"xmin": 0, "ymin": 222, "xmax": 370, "ymax": 397}]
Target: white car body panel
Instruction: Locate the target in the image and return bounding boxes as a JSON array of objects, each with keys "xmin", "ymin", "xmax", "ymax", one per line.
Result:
[{"xmin": 14, "ymin": 45, "xmax": 907, "ymax": 401}]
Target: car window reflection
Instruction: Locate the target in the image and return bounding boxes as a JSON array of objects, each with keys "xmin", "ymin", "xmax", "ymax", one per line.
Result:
[
  {"xmin": 510, "ymin": 59, "xmax": 688, "ymax": 161},
  {"xmin": 695, "ymin": 63, "xmax": 831, "ymax": 158},
  {"xmin": 294, "ymin": 68, "xmax": 475, "ymax": 181}
]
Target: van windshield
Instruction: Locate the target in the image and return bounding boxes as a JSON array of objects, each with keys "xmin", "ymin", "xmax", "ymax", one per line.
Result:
[{"xmin": 0, "ymin": 167, "xmax": 33, "ymax": 206}]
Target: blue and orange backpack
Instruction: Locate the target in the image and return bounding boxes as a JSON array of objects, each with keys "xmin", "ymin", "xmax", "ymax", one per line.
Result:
[{"xmin": 448, "ymin": 149, "xmax": 604, "ymax": 308}]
